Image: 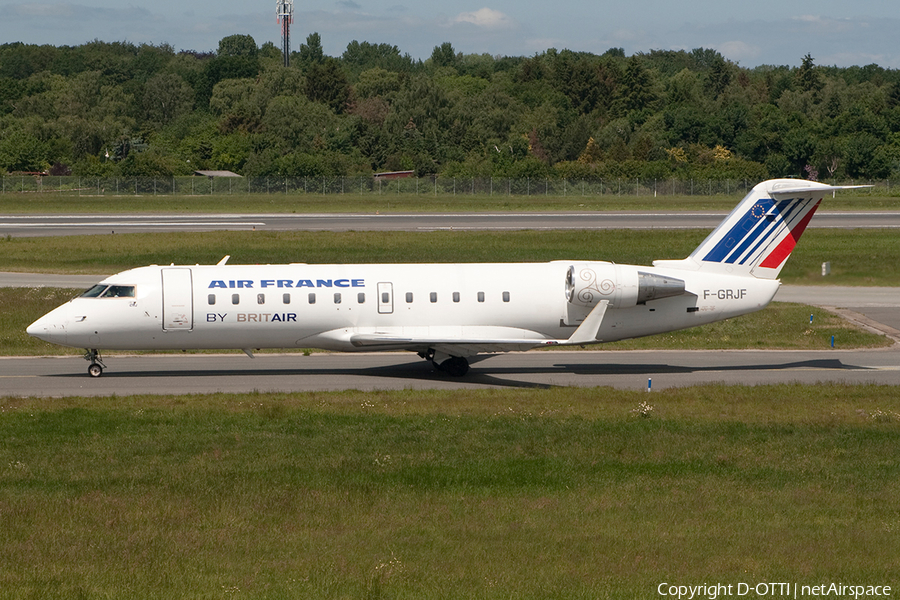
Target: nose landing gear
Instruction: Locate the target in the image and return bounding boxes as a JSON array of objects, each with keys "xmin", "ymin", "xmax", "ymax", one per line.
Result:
[{"xmin": 84, "ymin": 349, "xmax": 106, "ymax": 377}]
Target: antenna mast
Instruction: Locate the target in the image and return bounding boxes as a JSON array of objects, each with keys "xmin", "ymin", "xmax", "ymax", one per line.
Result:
[{"xmin": 276, "ymin": 0, "xmax": 293, "ymax": 67}]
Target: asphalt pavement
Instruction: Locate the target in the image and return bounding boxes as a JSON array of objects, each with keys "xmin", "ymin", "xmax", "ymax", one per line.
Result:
[{"xmin": 4, "ymin": 211, "xmax": 900, "ymax": 237}]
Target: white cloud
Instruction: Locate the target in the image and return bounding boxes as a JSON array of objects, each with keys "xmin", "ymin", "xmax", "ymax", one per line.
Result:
[{"xmin": 451, "ymin": 8, "xmax": 514, "ymax": 29}]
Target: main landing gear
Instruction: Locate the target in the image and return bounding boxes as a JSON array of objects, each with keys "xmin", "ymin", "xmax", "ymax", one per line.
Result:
[
  {"xmin": 84, "ymin": 349, "xmax": 106, "ymax": 377},
  {"xmin": 420, "ymin": 349, "xmax": 470, "ymax": 377}
]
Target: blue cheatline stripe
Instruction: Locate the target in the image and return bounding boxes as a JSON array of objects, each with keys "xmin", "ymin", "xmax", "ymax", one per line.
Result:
[
  {"xmin": 735, "ymin": 198, "xmax": 801, "ymax": 265},
  {"xmin": 702, "ymin": 198, "xmax": 775, "ymax": 263}
]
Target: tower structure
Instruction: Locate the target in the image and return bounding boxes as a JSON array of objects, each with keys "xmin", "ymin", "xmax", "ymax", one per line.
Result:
[{"xmin": 276, "ymin": 0, "xmax": 293, "ymax": 67}]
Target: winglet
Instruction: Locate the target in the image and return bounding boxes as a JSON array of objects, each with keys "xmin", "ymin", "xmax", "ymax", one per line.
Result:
[{"xmin": 564, "ymin": 300, "xmax": 609, "ymax": 345}]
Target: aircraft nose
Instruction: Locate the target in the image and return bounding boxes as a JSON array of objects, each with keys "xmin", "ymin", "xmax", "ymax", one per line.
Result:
[{"xmin": 26, "ymin": 315, "xmax": 67, "ymax": 345}]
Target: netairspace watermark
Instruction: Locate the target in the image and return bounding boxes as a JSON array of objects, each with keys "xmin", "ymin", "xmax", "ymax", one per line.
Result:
[{"xmin": 658, "ymin": 583, "xmax": 892, "ymax": 600}]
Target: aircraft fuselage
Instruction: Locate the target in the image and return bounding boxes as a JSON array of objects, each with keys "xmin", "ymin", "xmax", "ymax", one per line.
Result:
[{"xmin": 29, "ymin": 261, "xmax": 778, "ymax": 353}]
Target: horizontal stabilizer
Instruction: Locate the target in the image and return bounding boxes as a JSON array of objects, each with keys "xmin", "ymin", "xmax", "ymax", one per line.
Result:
[{"xmin": 768, "ymin": 183, "xmax": 870, "ymax": 199}]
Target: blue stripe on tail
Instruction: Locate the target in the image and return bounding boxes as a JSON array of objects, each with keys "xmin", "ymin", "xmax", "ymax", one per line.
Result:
[
  {"xmin": 701, "ymin": 198, "xmax": 808, "ymax": 265},
  {"xmin": 702, "ymin": 199, "xmax": 775, "ymax": 263}
]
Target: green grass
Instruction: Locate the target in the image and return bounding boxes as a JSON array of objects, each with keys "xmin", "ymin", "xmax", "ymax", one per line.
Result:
[
  {"xmin": 1, "ymin": 385, "xmax": 898, "ymax": 598},
  {"xmin": 2, "ymin": 228, "xmax": 899, "ymax": 286},
  {"xmin": 1, "ymin": 287, "xmax": 889, "ymax": 356},
  {"xmin": 2, "ymin": 190, "xmax": 900, "ymax": 213}
]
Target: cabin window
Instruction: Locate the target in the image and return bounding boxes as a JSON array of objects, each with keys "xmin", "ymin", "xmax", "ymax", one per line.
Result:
[
  {"xmin": 406, "ymin": 292, "xmax": 413, "ymax": 303},
  {"xmin": 382, "ymin": 292, "xmax": 390, "ymax": 304},
  {"xmin": 232, "ymin": 294, "xmax": 240, "ymax": 305},
  {"xmin": 308, "ymin": 293, "xmax": 316, "ymax": 304},
  {"xmin": 503, "ymin": 291, "xmax": 510, "ymax": 302},
  {"xmin": 334, "ymin": 293, "xmax": 342, "ymax": 304},
  {"xmin": 430, "ymin": 292, "xmax": 437, "ymax": 303},
  {"xmin": 358, "ymin": 293, "xmax": 366, "ymax": 304},
  {"xmin": 477, "ymin": 292, "xmax": 485, "ymax": 303},
  {"xmin": 283, "ymin": 293, "xmax": 291, "ymax": 304},
  {"xmin": 453, "ymin": 292, "xmax": 460, "ymax": 303},
  {"xmin": 208, "ymin": 294, "xmax": 216, "ymax": 305},
  {"xmin": 257, "ymin": 294, "xmax": 265, "ymax": 305}
]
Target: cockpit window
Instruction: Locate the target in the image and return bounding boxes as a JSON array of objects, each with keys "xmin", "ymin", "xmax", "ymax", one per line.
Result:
[
  {"xmin": 80, "ymin": 285, "xmax": 136, "ymax": 298},
  {"xmin": 104, "ymin": 285, "xmax": 135, "ymax": 298},
  {"xmin": 81, "ymin": 285, "xmax": 108, "ymax": 298}
]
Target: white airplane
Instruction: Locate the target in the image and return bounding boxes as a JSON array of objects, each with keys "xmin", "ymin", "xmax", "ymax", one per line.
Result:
[{"xmin": 27, "ymin": 178, "xmax": 860, "ymax": 377}]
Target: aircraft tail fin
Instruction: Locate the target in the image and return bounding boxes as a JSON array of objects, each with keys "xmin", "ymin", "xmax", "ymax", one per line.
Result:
[{"xmin": 653, "ymin": 179, "xmax": 868, "ymax": 279}]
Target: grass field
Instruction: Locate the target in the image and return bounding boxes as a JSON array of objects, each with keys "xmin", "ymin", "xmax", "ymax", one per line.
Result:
[
  {"xmin": 2, "ymin": 227, "xmax": 899, "ymax": 286},
  {"xmin": 2, "ymin": 190, "xmax": 900, "ymax": 214},
  {"xmin": 4, "ymin": 190, "xmax": 899, "ymax": 598},
  {"xmin": 1, "ymin": 385, "xmax": 898, "ymax": 599}
]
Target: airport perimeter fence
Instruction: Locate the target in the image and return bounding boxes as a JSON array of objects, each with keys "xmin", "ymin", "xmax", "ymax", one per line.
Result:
[{"xmin": 0, "ymin": 175, "xmax": 892, "ymax": 197}]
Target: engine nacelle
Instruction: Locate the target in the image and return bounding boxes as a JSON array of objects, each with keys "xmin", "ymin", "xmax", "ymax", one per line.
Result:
[{"xmin": 565, "ymin": 263, "xmax": 685, "ymax": 308}]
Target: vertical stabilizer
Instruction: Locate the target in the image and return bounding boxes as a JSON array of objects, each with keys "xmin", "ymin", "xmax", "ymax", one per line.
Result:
[{"xmin": 654, "ymin": 179, "xmax": 866, "ymax": 279}]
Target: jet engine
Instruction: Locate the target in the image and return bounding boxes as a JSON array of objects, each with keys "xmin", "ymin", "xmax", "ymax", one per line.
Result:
[{"xmin": 565, "ymin": 263, "xmax": 685, "ymax": 308}]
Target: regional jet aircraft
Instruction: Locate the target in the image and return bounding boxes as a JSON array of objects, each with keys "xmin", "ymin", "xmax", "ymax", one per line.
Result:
[{"xmin": 27, "ymin": 179, "xmax": 859, "ymax": 377}]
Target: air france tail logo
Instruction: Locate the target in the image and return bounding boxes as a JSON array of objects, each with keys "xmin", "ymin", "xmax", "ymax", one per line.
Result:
[{"xmin": 701, "ymin": 196, "xmax": 820, "ymax": 269}]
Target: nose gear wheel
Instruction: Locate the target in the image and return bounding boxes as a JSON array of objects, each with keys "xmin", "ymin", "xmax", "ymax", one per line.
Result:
[{"xmin": 83, "ymin": 349, "xmax": 106, "ymax": 377}]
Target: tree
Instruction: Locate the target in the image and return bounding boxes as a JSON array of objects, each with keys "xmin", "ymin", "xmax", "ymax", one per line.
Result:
[
  {"xmin": 298, "ymin": 33, "xmax": 325, "ymax": 71},
  {"xmin": 843, "ymin": 132, "xmax": 889, "ymax": 178},
  {"xmin": 705, "ymin": 55, "xmax": 732, "ymax": 98},
  {"xmin": 0, "ymin": 128, "xmax": 48, "ymax": 172},
  {"xmin": 305, "ymin": 57, "xmax": 351, "ymax": 114},
  {"xmin": 551, "ymin": 50, "xmax": 604, "ymax": 114},
  {"xmin": 218, "ymin": 34, "xmax": 258, "ymax": 58},
  {"xmin": 430, "ymin": 43, "xmax": 458, "ymax": 70},
  {"xmin": 797, "ymin": 53, "xmax": 822, "ymax": 93},
  {"xmin": 354, "ymin": 67, "xmax": 403, "ymax": 100},
  {"xmin": 617, "ymin": 56, "xmax": 657, "ymax": 114},
  {"xmin": 142, "ymin": 73, "xmax": 193, "ymax": 128},
  {"xmin": 342, "ymin": 41, "xmax": 411, "ymax": 75}
]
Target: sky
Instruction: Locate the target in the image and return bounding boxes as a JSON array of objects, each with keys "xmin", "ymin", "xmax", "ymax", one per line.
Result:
[{"xmin": 2, "ymin": 0, "xmax": 900, "ymax": 68}]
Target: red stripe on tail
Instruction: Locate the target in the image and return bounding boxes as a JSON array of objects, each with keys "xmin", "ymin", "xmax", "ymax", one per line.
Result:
[{"xmin": 758, "ymin": 200, "xmax": 820, "ymax": 269}]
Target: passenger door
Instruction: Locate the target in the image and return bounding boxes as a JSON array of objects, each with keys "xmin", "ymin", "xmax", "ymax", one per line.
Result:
[{"xmin": 161, "ymin": 268, "xmax": 194, "ymax": 331}]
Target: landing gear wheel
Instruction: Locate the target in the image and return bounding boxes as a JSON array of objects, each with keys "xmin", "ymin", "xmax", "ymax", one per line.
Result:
[
  {"xmin": 437, "ymin": 356, "xmax": 469, "ymax": 377},
  {"xmin": 83, "ymin": 349, "xmax": 106, "ymax": 378}
]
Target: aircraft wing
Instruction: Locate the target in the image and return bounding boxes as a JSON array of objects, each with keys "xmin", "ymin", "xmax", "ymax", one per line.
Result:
[
  {"xmin": 321, "ymin": 301, "xmax": 611, "ymax": 356},
  {"xmin": 348, "ymin": 331, "xmax": 558, "ymax": 356}
]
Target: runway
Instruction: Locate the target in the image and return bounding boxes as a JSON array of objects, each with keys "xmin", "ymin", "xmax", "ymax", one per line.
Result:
[
  {"xmin": 3, "ymin": 211, "xmax": 900, "ymax": 237},
  {"xmin": 3, "ymin": 210, "xmax": 897, "ymax": 396},
  {"xmin": 3, "ymin": 275, "xmax": 898, "ymax": 396},
  {"xmin": 2, "ymin": 348, "xmax": 899, "ymax": 397}
]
